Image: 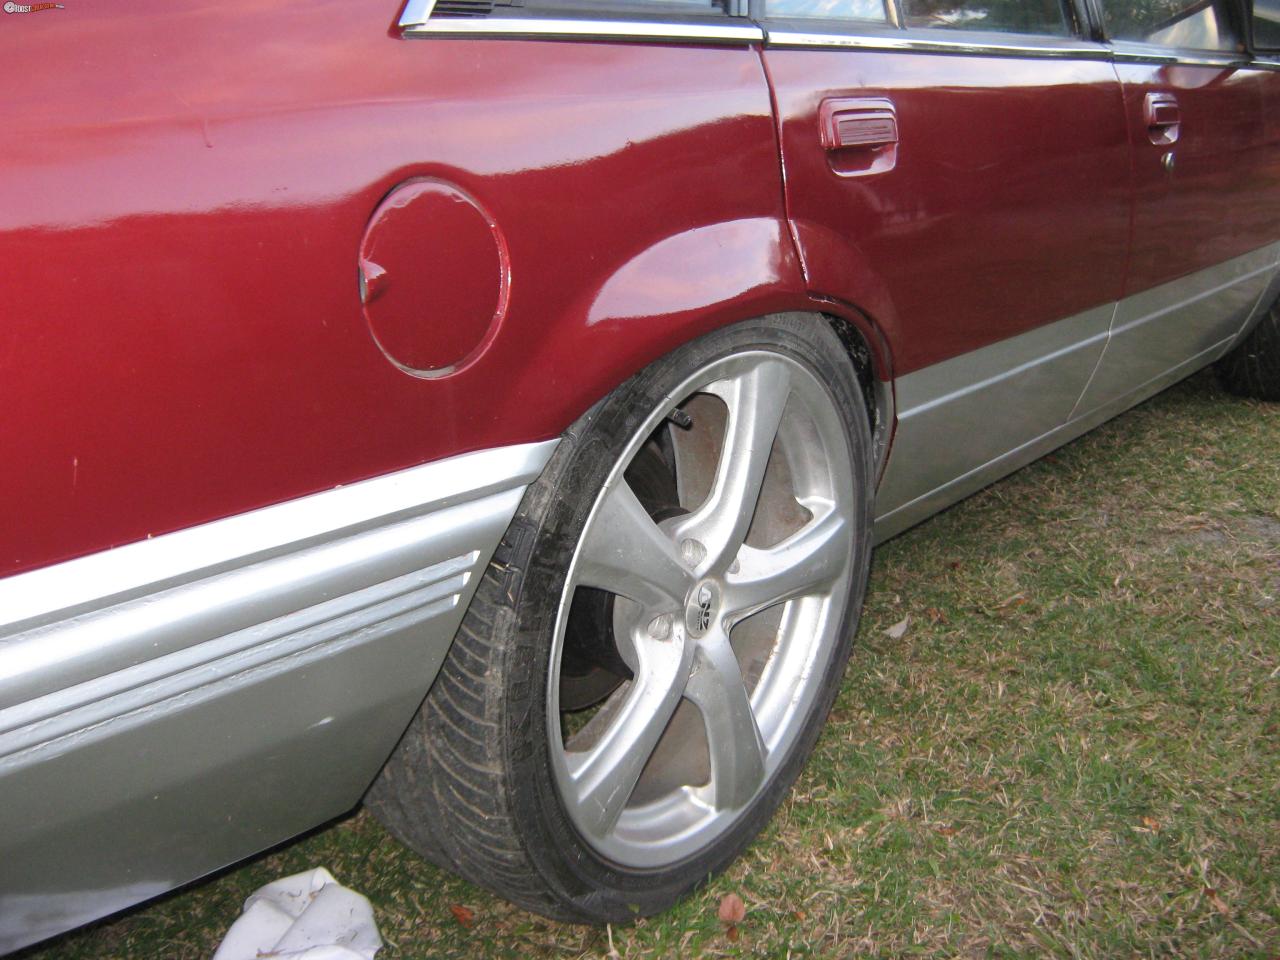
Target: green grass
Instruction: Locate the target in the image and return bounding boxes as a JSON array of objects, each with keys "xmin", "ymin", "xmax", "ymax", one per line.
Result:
[{"xmin": 22, "ymin": 371, "xmax": 1279, "ymax": 959}]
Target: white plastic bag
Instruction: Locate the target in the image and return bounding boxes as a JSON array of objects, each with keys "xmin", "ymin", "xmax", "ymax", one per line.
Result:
[{"xmin": 211, "ymin": 867, "xmax": 382, "ymax": 960}]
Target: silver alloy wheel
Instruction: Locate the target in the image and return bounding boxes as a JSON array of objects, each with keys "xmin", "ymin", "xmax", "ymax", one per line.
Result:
[{"xmin": 548, "ymin": 350, "xmax": 856, "ymax": 868}]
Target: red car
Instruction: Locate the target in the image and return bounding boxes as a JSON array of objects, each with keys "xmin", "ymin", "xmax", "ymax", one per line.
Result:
[{"xmin": 1, "ymin": 0, "xmax": 1278, "ymax": 950}]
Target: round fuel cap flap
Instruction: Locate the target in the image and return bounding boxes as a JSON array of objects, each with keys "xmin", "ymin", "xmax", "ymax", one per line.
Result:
[{"xmin": 358, "ymin": 178, "xmax": 508, "ymax": 377}]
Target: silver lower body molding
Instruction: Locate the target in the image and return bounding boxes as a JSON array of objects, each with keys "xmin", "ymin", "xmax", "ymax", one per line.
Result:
[
  {"xmin": 874, "ymin": 241, "xmax": 1280, "ymax": 542},
  {"xmin": 0, "ymin": 440, "xmax": 556, "ymax": 954}
]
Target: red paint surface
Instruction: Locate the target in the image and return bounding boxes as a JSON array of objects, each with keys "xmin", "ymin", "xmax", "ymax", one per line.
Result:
[
  {"xmin": 1116, "ymin": 63, "xmax": 1280, "ymax": 297},
  {"xmin": 3, "ymin": 0, "xmax": 1279, "ymax": 579},
  {"xmin": 360, "ymin": 179, "xmax": 507, "ymax": 374},
  {"xmin": 766, "ymin": 51, "xmax": 1134, "ymax": 376},
  {"xmin": 0, "ymin": 1, "xmax": 801, "ymax": 576}
]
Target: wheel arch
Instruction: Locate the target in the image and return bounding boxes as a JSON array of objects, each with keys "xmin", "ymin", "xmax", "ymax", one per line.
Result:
[{"xmin": 542, "ymin": 215, "xmax": 897, "ymax": 480}]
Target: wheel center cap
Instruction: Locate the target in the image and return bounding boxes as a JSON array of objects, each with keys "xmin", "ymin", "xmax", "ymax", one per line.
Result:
[{"xmin": 685, "ymin": 580, "xmax": 720, "ymax": 638}]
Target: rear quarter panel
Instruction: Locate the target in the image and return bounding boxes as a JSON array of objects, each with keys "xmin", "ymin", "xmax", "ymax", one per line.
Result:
[{"xmin": 0, "ymin": 0, "xmax": 799, "ymax": 577}]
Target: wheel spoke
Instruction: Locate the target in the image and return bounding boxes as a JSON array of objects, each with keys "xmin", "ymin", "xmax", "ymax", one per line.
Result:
[
  {"xmin": 675, "ymin": 359, "xmax": 791, "ymax": 575},
  {"xmin": 722, "ymin": 508, "xmax": 850, "ymax": 624},
  {"xmin": 577, "ymin": 479, "xmax": 692, "ymax": 610},
  {"xmin": 565, "ymin": 639, "xmax": 692, "ymax": 838},
  {"xmin": 685, "ymin": 628, "xmax": 767, "ymax": 811}
]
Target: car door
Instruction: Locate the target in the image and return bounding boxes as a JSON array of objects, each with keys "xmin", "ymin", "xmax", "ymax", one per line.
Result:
[
  {"xmin": 759, "ymin": 0, "xmax": 1131, "ymax": 536},
  {"xmin": 1073, "ymin": 0, "xmax": 1280, "ymax": 415}
]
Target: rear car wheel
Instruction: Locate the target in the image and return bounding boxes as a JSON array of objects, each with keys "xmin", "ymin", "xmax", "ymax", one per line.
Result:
[
  {"xmin": 1216, "ymin": 299, "xmax": 1280, "ymax": 401},
  {"xmin": 368, "ymin": 314, "xmax": 874, "ymax": 921}
]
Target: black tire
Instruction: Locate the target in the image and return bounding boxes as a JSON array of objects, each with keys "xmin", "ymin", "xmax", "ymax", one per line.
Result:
[
  {"xmin": 367, "ymin": 314, "xmax": 874, "ymax": 922},
  {"xmin": 1216, "ymin": 300, "xmax": 1280, "ymax": 401}
]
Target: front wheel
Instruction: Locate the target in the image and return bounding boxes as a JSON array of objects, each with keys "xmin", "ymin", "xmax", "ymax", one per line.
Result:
[{"xmin": 369, "ymin": 314, "xmax": 874, "ymax": 921}]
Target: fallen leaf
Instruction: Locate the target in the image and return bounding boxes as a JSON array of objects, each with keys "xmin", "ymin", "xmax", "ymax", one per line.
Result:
[
  {"xmin": 449, "ymin": 904, "xmax": 475, "ymax": 928},
  {"xmin": 718, "ymin": 892, "xmax": 746, "ymax": 925},
  {"xmin": 1204, "ymin": 888, "xmax": 1231, "ymax": 917},
  {"xmin": 936, "ymin": 825, "xmax": 957, "ymax": 837},
  {"xmin": 925, "ymin": 607, "xmax": 949, "ymax": 624},
  {"xmin": 726, "ymin": 925, "xmax": 740, "ymax": 942},
  {"xmin": 1140, "ymin": 816, "xmax": 1161, "ymax": 833},
  {"xmin": 790, "ymin": 909, "xmax": 806, "ymax": 921},
  {"xmin": 885, "ymin": 616, "xmax": 910, "ymax": 640}
]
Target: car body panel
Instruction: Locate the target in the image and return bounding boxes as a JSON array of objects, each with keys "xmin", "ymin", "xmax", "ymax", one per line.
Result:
[
  {"xmin": 0, "ymin": 0, "xmax": 792, "ymax": 579},
  {"xmin": 0, "ymin": 441, "xmax": 555, "ymax": 954},
  {"xmin": 874, "ymin": 240, "xmax": 1280, "ymax": 540},
  {"xmin": 1075, "ymin": 238, "xmax": 1280, "ymax": 416},
  {"xmin": 4, "ymin": 0, "xmax": 1280, "ymax": 952},
  {"xmin": 1075, "ymin": 61, "xmax": 1280, "ymax": 411},
  {"xmin": 763, "ymin": 41, "xmax": 1132, "ymax": 377},
  {"xmin": 874, "ymin": 302, "xmax": 1115, "ymax": 521}
]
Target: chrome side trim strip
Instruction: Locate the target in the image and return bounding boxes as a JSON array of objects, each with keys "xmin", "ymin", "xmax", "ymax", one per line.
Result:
[
  {"xmin": 401, "ymin": 15, "xmax": 764, "ymax": 44},
  {"xmin": 763, "ymin": 29, "xmax": 1111, "ymax": 59},
  {"xmin": 1111, "ymin": 50, "xmax": 1247, "ymax": 67}
]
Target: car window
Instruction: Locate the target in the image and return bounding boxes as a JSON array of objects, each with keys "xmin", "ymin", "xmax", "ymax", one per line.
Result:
[
  {"xmin": 1254, "ymin": 0, "xmax": 1280, "ymax": 47},
  {"xmin": 1097, "ymin": 0, "xmax": 1238, "ymax": 50},
  {"xmin": 764, "ymin": 0, "xmax": 889, "ymax": 21},
  {"xmin": 899, "ymin": 0, "xmax": 1071, "ymax": 35}
]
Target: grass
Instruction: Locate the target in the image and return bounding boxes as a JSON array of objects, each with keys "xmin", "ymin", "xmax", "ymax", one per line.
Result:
[{"xmin": 22, "ymin": 371, "xmax": 1279, "ymax": 959}]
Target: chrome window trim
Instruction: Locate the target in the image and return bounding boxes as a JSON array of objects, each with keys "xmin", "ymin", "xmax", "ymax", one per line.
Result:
[
  {"xmin": 399, "ymin": 0, "xmax": 765, "ymax": 44},
  {"xmin": 404, "ymin": 17, "xmax": 764, "ymax": 41},
  {"xmin": 762, "ymin": 27, "xmax": 1112, "ymax": 57},
  {"xmin": 1109, "ymin": 39, "xmax": 1246, "ymax": 66},
  {"xmin": 399, "ymin": 0, "xmax": 1280, "ymax": 62}
]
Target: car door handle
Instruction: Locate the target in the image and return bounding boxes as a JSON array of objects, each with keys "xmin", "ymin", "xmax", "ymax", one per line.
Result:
[
  {"xmin": 1144, "ymin": 92, "xmax": 1180, "ymax": 145},
  {"xmin": 818, "ymin": 97, "xmax": 899, "ymax": 178},
  {"xmin": 819, "ymin": 97, "xmax": 898, "ymax": 151}
]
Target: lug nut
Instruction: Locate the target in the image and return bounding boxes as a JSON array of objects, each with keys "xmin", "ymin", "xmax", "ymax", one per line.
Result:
[
  {"xmin": 680, "ymin": 539, "xmax": 706, "ymax": 567},
  {"xmin": 647, "ymin": 614, "xmax": 673, "ymax": 640}
]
